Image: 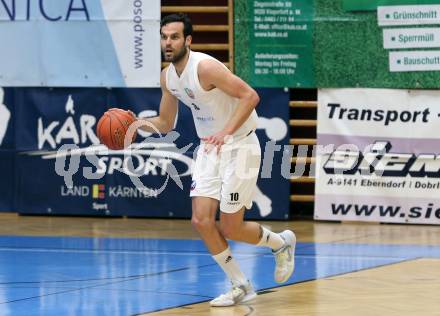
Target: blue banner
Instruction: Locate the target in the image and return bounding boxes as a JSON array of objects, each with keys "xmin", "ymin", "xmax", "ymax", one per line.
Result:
[
  {"xmin": 0, "ymin": 150, "xmax": 14, "ymax": 211},
  {"xmin": 250, "ymin": 88, "xmax": 290, "ymax": 219},
  {"xmin": 0, "ymin": 88, "xmax": 14, "ymax": 149},
  {"xmin": 14, "ymin": 87, "xmax": 196, "ymax": 217},
  {"xmin": 8, "ymin": 87, "xmax": 289, "ymax": 219},
  {"xmin": 0, "ymin": 88, "xmax": 15, "ymax": 211}
]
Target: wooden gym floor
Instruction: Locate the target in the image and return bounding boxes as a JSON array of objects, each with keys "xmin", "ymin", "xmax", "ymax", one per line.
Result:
[{"xmin": 0, "ymin": 212, "xmax": 439, "ymax": 315}]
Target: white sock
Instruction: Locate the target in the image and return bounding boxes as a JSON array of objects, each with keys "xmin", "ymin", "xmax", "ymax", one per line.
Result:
[
  {"xmin": 256, "ymin": 225, "xmax": 285, "ymax": 251},
  {"xmin": 212, "ymin": 247, "xmax": 248, "ymax": 286}
]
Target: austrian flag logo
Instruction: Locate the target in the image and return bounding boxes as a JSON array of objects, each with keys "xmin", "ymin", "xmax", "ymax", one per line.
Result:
[{"xmin": 92, "ymin": 184, "xmax": 105, "ymax": 199}]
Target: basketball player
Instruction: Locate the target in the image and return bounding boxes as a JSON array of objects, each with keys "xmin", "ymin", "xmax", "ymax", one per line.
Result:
[{"xmin": 133, "ymin": 13, "xmax": 296, "ymax": 307}]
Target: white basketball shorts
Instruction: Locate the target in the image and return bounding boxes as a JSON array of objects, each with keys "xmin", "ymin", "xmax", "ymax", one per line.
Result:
[{"xmin": 190, "ymin": 132, "xmax": 261, "ymax": 213}]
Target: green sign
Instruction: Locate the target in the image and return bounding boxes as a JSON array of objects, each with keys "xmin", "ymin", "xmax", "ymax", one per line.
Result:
[
  {"xmin": 343, "ymin": 0, "xmax": 440, "ymax": 11},
  {"xmin": 234, "ymin": 0, "xmax": 315, "ymax": 87},
  {"xmin": 315, "ymin": 0, "xmax": 440, "ymax": 88},
  {"xmin": 235, "ymin": 0, "xmax": 440, "ymax": 88}
]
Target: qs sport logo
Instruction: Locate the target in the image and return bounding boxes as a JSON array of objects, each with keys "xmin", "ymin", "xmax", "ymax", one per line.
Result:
[{"xmin": 28, "ymin": 95, "xmax": 194, "ymax": 195}]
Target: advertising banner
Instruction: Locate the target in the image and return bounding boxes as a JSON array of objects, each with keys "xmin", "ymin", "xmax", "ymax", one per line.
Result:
[
  {"xmin": 343, "ymin": 0, "xmax": 440, "ymax": 11},
  {"xmin": 234, "ymin": 0, "xmax": 315, "ymax": 87},
  {"xmin": 15, "ymin": 88, "xmax": 195, "ymax": 217},
  {"xmin": 235, "ymin": 1, "xmax": 440, "ymax": 88},
  {"xmin": 314, "ymin": 0, "xmax": 440, "ymax": 88},
  {"xmin": 0, "ymin": 88, "xmax": 14, "ymax": 211},
  {"xmin": 0, "ymin": 88, "xmax": 14, "ymax": 149},
  {"xmin": 0, "ymin": 150, "xmax": 14, "ymax": 211},
  {"xmin": 251, "ymin": 88, "xmax": 290, "ymax": 219},
  {"xmin": 0, "ymin": 0, "xmax": 160, "ymax": 87},
  {"xmin": 11, "ymin": 88, "xmax": 289, "ymax": 220},
  {"xmin": 315, "ymin": 88, "xmax": 440, "ymax": 224}
]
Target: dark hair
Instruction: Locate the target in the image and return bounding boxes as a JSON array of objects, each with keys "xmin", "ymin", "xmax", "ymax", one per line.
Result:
[{"xmin": 160, "ymin": 13, "xmax": 193, "ymax": 38}]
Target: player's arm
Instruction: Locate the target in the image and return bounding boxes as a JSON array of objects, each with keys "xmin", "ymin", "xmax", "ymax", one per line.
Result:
[
  {"xmin": 136, "ymin": 68, "xmax": 178, "ymax": 133},
  {"xmin": 198, "ymin": 59, "xmax": 259, "ymax": 145}
]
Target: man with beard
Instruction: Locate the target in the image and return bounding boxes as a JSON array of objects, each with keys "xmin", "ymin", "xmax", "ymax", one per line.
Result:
[{"xmin": 134, "ymin": 13, "xmax": 296, "ymax": 307}]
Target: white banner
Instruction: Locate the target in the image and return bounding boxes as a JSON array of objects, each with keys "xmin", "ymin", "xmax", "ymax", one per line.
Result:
[
  {"xmin": 378, "ymin": 5, "xmax": 440, "ymax": 26},
  {"xmin": 383, "ymin": 27, "xmax": 440, "ymax": 49},
  {"xmin": 389, "ymin": 50, "xmax": 440, "ymax": 72},
  {"xmin": 0, "ymin": 0, "xmax": 160, "ymax": 87},
  {"xmin": 315, "ymin": 88, "xmax": 440, "ymax": 225}
]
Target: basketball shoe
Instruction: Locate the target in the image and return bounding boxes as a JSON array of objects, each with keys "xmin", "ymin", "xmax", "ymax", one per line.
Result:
[
  {"xmin": 210, "ymin": 280, "xmax": 257, "ymax": 307},
  {"xmin": 273, "ymin": 230, "xmax": 296, "ymax": 283}
]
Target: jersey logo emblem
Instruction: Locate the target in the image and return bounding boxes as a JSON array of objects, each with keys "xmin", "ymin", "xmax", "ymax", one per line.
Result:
[
  {"xmin": 184, "ymin": 88, "xmax": 195, "ymax": 99},
  {"xmin": 191, "ymin": 103, "xmax": 200, "ymax": 110}
]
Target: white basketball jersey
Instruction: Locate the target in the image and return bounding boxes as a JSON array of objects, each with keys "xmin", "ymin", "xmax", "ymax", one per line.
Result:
[{"xmin": 165, "ymin": 51, "xmax": 257, "ymax": 139}]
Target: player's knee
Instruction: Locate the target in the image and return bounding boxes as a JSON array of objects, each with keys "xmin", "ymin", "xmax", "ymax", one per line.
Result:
[
  {"xmin": 219, "ymin": 222, "xmax": 240, "ymax": 240},
  {"xmin": 191, "ymin": 216, "xmax": 214, "ymax": 233}
]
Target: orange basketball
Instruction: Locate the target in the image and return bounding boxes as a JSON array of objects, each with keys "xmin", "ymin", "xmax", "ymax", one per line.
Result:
[{"xmin": 96, "ymin": 108, "xmax": 137, "ymax": 150}]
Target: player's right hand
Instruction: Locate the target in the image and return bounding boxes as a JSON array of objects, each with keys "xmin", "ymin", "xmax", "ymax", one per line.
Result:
[{"xmin": 127, "ymin": 110, "xmax": 138, "ymax": 121}]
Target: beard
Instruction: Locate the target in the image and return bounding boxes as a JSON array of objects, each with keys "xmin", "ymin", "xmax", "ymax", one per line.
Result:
[{"xmin": 163, "ymin": 45, "xmax": 188, "ymax": 63}]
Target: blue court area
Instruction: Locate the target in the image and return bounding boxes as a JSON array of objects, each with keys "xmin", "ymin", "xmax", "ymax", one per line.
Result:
[{"xmin": 0, "ymin": 236, "xmax": 439, "ymax": 315}]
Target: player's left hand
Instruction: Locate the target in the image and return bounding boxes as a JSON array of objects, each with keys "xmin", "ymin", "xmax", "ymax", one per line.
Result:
[{"xmin": 201, "ymin": 130, "xmax": 232, "ymax": 154}]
